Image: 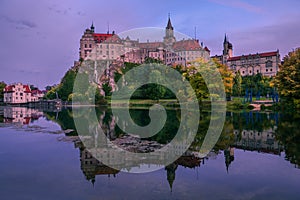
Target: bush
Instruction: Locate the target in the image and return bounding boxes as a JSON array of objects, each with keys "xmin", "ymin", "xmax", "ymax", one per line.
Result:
[{"xmin": 247, "ymin": 104, "xmax": 255, "ymax": 110}]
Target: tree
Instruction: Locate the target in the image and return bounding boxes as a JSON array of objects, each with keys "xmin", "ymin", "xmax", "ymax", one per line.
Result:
[
  {"xmin": 232, "ymin": 71, "xmax": 242, "ymax": 97},
  {"xmin": 57, "ymin": 69, "xmax": 77, "ymax": 101},
  {"xmin": 186, "ymin": 58, "xmax": 233, "ymax": 104},
  {"xmin": 30, "ymin": 85, "xmax": 38, "ymax": 91},
  {"xmin": 0, "ymin": 81, "xmax": 7, "ymax": 101},
  {"xmin": 273, "ymin": 48, "xmax": 300, "ymax": 101},
  {"xmin": 213, "ymin": 59, "xmax": 234, "ymax": 98},
  {"xmin": 102, "ymin": 82, "xmax": 112, "ymax": 97}
]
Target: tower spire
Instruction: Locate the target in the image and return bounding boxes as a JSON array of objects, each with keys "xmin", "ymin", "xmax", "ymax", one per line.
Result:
[
  {"xmin": 224, "ymin": 33, "xmax": 227, "ymax": 43},
  {"xmin": 107, "ymin": 21, "xmax": 110, "ymax": 34},
  {"xmin": 166, "ymin": 13, "xmax": 173, "ymax": 30},
  {"xmin": 91, "ymin": 21, "xmax": 95, "ymax": 32}
]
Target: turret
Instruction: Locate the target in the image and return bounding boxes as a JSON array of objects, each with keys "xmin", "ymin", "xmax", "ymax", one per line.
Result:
[
  {"xmin": 223, "ymin": 34, "xmax": 233, "ymax": 58},
  {"xmin": 91, "ymin": 22, "xmax": 95, "ymax": 33},
  {"xmin": 163, "ymin": 14, "xmax": 176, "ymax": 47}
]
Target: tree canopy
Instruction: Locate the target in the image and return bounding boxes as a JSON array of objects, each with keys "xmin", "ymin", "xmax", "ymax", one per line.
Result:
[
  {"xmin": 273, "ymin": 48, "xmax": 300, "ymax": 100},
  {"xmin": 0, "ymin": 81, "xmax": 7, "ymax": 102}
]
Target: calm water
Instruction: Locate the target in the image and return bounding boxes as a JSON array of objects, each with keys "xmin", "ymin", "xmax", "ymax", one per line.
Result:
[{"xmin": 0, "ymin": 106, "xmax": 300, "ymax": 200}]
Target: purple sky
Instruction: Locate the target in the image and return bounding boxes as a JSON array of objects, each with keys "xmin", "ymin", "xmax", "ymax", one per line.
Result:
[{"xmin": 0, "ymin": 0, "xmax": 299, "ymax": 89}]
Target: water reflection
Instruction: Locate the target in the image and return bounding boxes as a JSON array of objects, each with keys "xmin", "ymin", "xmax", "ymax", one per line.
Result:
[
  {"xmin": 1, "ymin": 106, "xmax": 43, "ymax": 124},
  {"xmin": 1, "ymin": 106, "xmax": 300, "ymax": 190},
  {"xmin": 39, "ymin": 107, "xmax": 300, "ymax": 186},
  {"xmin": 75, "ymin": 140, "xmax": 202, "ymax": 189}
]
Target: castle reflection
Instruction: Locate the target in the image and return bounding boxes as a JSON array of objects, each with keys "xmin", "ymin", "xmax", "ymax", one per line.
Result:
[{"xmin": 39, "ymin": 108, "xmax": 300, "ymax": 188}]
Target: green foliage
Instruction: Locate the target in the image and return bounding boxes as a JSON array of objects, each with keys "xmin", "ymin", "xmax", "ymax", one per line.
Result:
[
  {"xmin": 273, "ymin": 48, "xmax": 300, "ymax": 102},
  {"xmin": 213, "ymin": 59, "xmax": 234, "ymax": 96},
  {"xmin": 0, "ymin": 81, "xmax": 7, "ymax": 101},
  {"xmin": 44, "ymin": 67, "xmax": 106, "ymax": 105},
  {"xmin": 276, "ymin": 113, "xmax": 300, "ymax": 167},
  {"xmin": 57, "ymin": 69, "xmax": 77, "ymax": 101},
  {"xmin": 241, "ymin": 74, "xmax": 272, "ymax": 97},
  {"xmin": 144, "ymin": 57, "xmax": 163, "ymax": 64},
  {"xmin": 116, "ymin": 62, "xmax": 175, "ymax": 100},
  {"xmin": 114, "ymin": 62, "xmax": 139, "ymax": 83},
  {"xmin": 232, "ymin": 71, "xmax": 242, "ymax": 96},
  {"xmin": 102, "ymin": 82, "xmax": 112, "ymax": 97},
  {"xmin": 186, "ymin": 58, "xmax": 233, "ymax": 103}
]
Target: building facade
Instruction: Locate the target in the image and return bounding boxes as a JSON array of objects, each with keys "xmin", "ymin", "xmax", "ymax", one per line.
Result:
[
  {"xmin": 3, "ymin": 83, "xmax": 43, "ymax": 104},
  {"xmin": 76, "ymin": 16, "xmax": 211, "ymax": 95},
  {"xmin": 79, "ymin": 16, "xmax": 210, "ymax": 66},
  {"xmin": 212, "ymin": 35, "xmax": 280, "ymax": 77}
]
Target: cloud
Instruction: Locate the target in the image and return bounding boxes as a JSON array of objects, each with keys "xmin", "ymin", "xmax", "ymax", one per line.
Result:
[
  {"xmin": 47, "ymin": 4, "xmax": 86, "ymax": 17},
  {"xmin": 209, "ymin": 0, "xmax": 263, "ymax": 13},
  {"xmin": 206, "ymin": 17, "xmax": 300, "ymax": 57},
  {"xmin": 0, "ymin": 15, "xmax": 37, "ymax": 29},
  {"xmin": 231, "ymin": 18, "xmax": 300, "ymax": 56}
]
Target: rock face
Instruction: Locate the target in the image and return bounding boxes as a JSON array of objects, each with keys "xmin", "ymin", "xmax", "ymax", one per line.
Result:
[{"xmin": 112, "ymin": 134, "xmax": 164, "ymax": 153}]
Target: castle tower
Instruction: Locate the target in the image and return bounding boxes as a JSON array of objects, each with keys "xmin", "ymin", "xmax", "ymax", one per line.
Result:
[
  {"xmin": 163, "ymin": 14, "xmax": 176, "ymax": 48},
  {"xmin": 165, "ymin": 163, "xmax": 178, "ymax": 192},
  {"xmin": 223, "ymin": 34, "xmax": 233, "ymax": 58},
  {"xmin": 91, "ymin": 22, "xmax": 95, "ymax": 33}
]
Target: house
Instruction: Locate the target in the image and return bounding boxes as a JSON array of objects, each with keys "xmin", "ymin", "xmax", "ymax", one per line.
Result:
[{"xmin": 3, "ymin": 83, "xmax": 43, "ymax": 104}]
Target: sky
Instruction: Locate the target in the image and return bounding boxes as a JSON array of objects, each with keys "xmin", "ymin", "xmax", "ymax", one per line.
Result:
[{"xmin": 0, "ymin": 0, "xmax": 299, "ymax": 89}]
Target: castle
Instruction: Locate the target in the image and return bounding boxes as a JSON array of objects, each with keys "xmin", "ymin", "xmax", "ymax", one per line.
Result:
[
  {"xmin": 76, "ymin": 16, "xmax": 281, "ymax": 94},
  {"xmin": 78, "ymin": 16, "xmax": 211, "ymax": 66},
  {"xmin": 212, "ymin": 34, "xmax": 281, "ymax": 77}
]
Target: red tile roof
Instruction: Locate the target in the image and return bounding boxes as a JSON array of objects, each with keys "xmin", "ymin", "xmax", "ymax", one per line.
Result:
[
  {"xmin": 173, "ymin": 39, "xmax": 201, "ymax": 51},
  {"xmin": 103, "ymin": 34, "xmax": 122, "ymax": 43},
  {"xmin": 93, "ymin": 33, "xmax": 113, "ymax": 43},
  {"xmin": 3, "ymin": 84, "xmax": 31, "ymax": 93},
  {"xmin": 23, "ymin": 85, "xmax": 31, "ymax": 93},
  {"xmin": 227, "ymin": 51, "xmax": 278, "ymax": 61},
  {"xmin": 4, "ymin": 85, "xmax": 14, "ymax": 92}
]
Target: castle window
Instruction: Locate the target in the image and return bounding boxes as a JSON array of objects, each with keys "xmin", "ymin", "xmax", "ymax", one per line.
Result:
[
  {"xmin": 249, "ymin": 70, "xmax": 252, "ymax": 74},
  {"xmin": 266, "ymin": 60, "xmax": 272, "ymax": 68},
  {"xmin": 242, "ymin": 71, "xmax": 245, "ymax": 74},
  {"xmin": 89, "ymin": 44, "xmax": 92, "ymax": 48},
  {"xmin": 257, "ymin": 70, "xmax": 259, "ymax": 73},
  {"xmin": 266, "ymin": 69, "xmax": 268, "ymax": 72},
  {"xmin": 270, "ymin": 68, "xmax": 273, "ymax": 72},
  {"xmin": 84, "ymin": 44, "xmax": 87, "ymax": 48}
]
